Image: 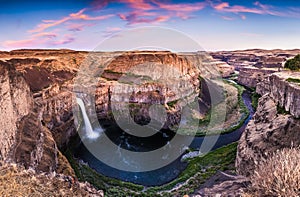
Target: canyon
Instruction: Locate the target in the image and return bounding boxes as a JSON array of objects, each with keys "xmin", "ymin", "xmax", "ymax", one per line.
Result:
[{"xmin": 0, "ymin": 49, "xmax": 300, "ymax": 196}]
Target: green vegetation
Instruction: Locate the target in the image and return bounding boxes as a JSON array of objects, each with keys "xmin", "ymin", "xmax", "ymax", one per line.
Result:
[
  {"xmin": 284, "ymin": 54, "xmax": 300, "ymax": 71},
  {"xmin": 64, "ymin": 140, "xmax": 238, "ymax": 197},
  {"xmin": 286, "ymin": 77, "xmax": 300, "ymax": 84},
  {"xmin": 251, "ymin": 92, "xmax": 261, "ymax": 110},
  {"xmin": 194, "ymin": 81, "xmax": 249, "ymax": 137},
  {"xmin": 104, "ymin": 69, "xmax": 123, "ymax": 74},
  {"xmin": 277, "ymin": 105, "xmax": 289, "ymax": 115},
  {"xmin": 167, "ymin": 100, "xmax": 178, "ymax": 108}
]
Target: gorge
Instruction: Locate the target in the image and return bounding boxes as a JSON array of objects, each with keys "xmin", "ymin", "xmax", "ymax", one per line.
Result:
[{"xmin": 0, "ymin": 49, "xmax": 300, "ymax": 196}]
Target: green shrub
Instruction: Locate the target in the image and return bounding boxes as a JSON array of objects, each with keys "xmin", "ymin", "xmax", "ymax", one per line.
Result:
[
  {"xmin": 286, "ymin": 77, "xmax": 300, "ymax": 84},
  {"xmin": 284, "ymin": 54, "xmax": 300, "ymax": 71},
  {"xmin": 251, "ymin": 92, "xmax": 260, "ymax": 110},
  {"xmin": 277, "ymin": 105, "xmax": 289, "ymax": 115}
]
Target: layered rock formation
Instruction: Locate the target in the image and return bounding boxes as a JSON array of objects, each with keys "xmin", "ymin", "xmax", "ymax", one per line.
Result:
[
  {"xmin": 256, "ymin": 72, "xmax": 300, "ymax": 118},
  {"xmin": 237, "ymin": 67, "xmax": 277, "ymax": 88},
  {"xmin": 74, "ymin": 51, "xmax": 208, "ymax": 131},
  {"xmin": 0, "ymin": 49, "xmax": 249, "ymax": 196},
  {"xmin": 0, "ymin": 61, "xmax": 58, "ymax": 172},
  {"xmin": 236, "ymin": 71, "xmax": 300, "ymax": 176},
  {"xmin": 0, "ymin": 61, "xmax": 31, "ymax": 161},
  {"xmin": 211, "ymin": 49, "xmax": 300, "ymax": 70},
  {"xmin": 236, "ymin": 94, "xmax": 300, "ymax": 176},
  {"xmin": 0, "ymin": 49, "xmax": 220, "ymax": 169}
]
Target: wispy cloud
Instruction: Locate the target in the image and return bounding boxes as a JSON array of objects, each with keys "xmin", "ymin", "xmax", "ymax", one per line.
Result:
[
  {"xmin": 152, "ymin": 1, "xmax": 207, "ymax": 12},
  {"xmin": 51, "ymin": 34, "xmax": 75, "ymax": 45},
  {"xmin": 119, "ymin": 0, "xmax": 155, "ymax": 10},
  {"xmin": 213, "ymin": 1, "xmax": 300, "ymax": 19},
  {"xmin": 29, "ymin": 9, "xmax": 114, "ymax": 33},
  {"xmin": 67, "ymin": 23, "xmax": 95, "ymax": 32},
  {"xmin": 4, "ymin": 7, "xmax": 115, "ymax": 48},
  {"xmin": 212, "ymin": 2, "xmax": 264, "ymax": 14},
  {"xmin": 4, "ymin": 0, "xmax": 300, "ymax": 49},
  {"xmin": 3, "ymin": 31, "xmax": 63, "ymax": 48},
  {"xmin": 118, "ymin": 9, "xmax": 170, "ymax": 24}
]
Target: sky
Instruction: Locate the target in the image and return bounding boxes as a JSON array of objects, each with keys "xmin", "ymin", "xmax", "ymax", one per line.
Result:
[{"xmin": 1, "ymin": 0, "xmax": 300, "ymax": 51}]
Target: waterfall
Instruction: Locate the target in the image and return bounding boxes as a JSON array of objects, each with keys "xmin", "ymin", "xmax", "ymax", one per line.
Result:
[{"xmin": 76, "ymin": 97, "xmax": 101, "ymax": 139}]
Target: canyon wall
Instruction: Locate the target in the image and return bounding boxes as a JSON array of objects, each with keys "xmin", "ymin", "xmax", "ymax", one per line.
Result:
[
  {"xmin": 0, "ymin": 61, "xmax": 31, "ymax": 161},
  {"xmin": 236, "ymin": 71, "xmax": 300, "ymax": 176},
  {"xmin": 0, "ymin": 49, "xmax": 228, "ymax": 173},
  {"xmin": 0, "ymin": 61, "xmax": 58, "ymax": 172},
  {"xmin": 256, "ymin": 72, "xmax": 300, "ymax": 118},
  {"xmin": 0, "ymin": 50, "xmax": 215, "ymax": 170},
  {"xmin": 237, "ymin": 67, "xmax": 277, "ymax": 88}
]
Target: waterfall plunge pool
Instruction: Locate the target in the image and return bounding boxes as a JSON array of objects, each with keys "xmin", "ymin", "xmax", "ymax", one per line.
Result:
[{"xmin": 74, "ymin": 90, "xmax": 254, "ymax": 186}]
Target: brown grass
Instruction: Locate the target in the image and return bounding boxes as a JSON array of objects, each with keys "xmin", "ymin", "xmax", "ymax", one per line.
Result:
[
  {"xmin": 0, "ymin": 163, "xmax": 102, "ymax": 197},
  {"xmin": 246, "ymin": 148, "xmax": 300, "ymax": 196}
]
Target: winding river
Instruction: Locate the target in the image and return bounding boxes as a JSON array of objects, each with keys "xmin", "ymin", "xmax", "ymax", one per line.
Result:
[{"xmin": 74, "ymin": 90, "xmax": 254, "ymax": 186}]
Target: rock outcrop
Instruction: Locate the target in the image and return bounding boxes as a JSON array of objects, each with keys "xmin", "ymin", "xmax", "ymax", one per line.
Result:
[
  {"xmin": 0, "ymin": 61, "xmax": 31, "ymax": 161},
  {"xmin": 257, "ymin": 72, "xmax": 300, "ymax": 118},
  {"xmin": 237, "ymin": 67, "xmax": 277, "ymax": 88},
  {"xmin": 0, "ymin": 61, "xmax": 59, "ymax": 172},
  {"xmin": 0, "ymin": 50, "xmax": 217, "ymax": 169},
  {"xmin": 211, "ymin": 49, "xmax": 300, "ymax": 70},
  {"xmin": 236, "ymin": 93, "xmax": 300, "ymax": 176},
  {"xmin": 192, "ymin": 171, "xmax": 248, "ymax": 197},
  {"xmin": 0, "ymin": 163, "xmax": 103, "ymax": 197}
]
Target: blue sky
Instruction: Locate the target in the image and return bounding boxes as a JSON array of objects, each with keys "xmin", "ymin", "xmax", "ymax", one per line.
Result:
[{"xmin": 1, "ymin": 0, "xmax": 300, "ymax": 51}]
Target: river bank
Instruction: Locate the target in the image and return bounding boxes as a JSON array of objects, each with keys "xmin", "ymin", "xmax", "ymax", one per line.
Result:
[{"xmin": 63, "ymin": 81, "xmax": 255, "ymax": 196}]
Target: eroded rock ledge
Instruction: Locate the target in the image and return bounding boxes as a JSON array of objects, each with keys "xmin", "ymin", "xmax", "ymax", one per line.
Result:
[
  {"xmin": 256, "ymin": 72, "xmax": 300, "ymax": 118},
  {"xmin": 0, "ymin": 61, "xmax": 58, "ymax": 172},
  {"xmin": 236, "ymin": 93, "xmax": 300, "ymax": 176},
  {"xmin": 0, "ymin": 50, "xmax": 218, "ymax": 170}
]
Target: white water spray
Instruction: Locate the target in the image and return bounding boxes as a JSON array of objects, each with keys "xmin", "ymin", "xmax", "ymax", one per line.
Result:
[{"xmin": 76, "ymin": 97, "xmax": 101, "ymax": 139}]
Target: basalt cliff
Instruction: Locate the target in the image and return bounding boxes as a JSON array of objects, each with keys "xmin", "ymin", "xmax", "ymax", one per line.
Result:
[
  {"xmin": 236, "ymin": 72, "xmax": 300, "ymax": 176},
  {"xmin": 0, "ymin": 49, "xmax": 230, "ymax": 186}
]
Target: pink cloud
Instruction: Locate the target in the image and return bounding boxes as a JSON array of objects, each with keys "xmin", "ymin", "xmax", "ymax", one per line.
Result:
[
  {"xmin": 118, "ymin": 10, "xmax": 169, "ymax": 24},
  {"xmin": 3, "ymin": 32, "xmax": 75, "ymax": 48},
  {"xmin": 51, "ymin": 35, "xmax": 75, "ymax": 45},
  {"xmin": 152, "ymin": 1, "xmax": 207, "ymax": 12},
  {"xmin": 3, "ymin": 32, "xmax": 59, "ymax": 48},
  {"xmin": 3, "ymin": 38, "xmax": 38, "ymax": 48},
  {"xmin": 120, "ymin": 0, "xmax": 154, "ymax": 10},
  {"xmin": 29, "ymin": 9, "xmax": 114, "ymax": 33},
  {"xmin": 212, "ymin": 2, "xmax": 264, "ymax": 14},
  {"xmin": 67, "ymin": 23, "xmax": 95, "ymax": 32},
  {"xmin": 212, "ymin": 1, "xmax": 300, "ymax": 18},
  {"xmin": 32, "ymin": 32, "xmax": 58, "ymax": 38},
  {"xmin": 214, "ymin": 2, "xmax": 229, "ymax": 11}
]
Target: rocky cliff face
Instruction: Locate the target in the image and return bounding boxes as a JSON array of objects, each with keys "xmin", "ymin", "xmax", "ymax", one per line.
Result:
[
  {"xmin": 0, "ymin": 50, "xmax": 216, "ymax": 167},
  {"xmin": 256, "ymin": 72, "xmax": 300, "ymax": 118},
  {"xmin": 236, "ymin": 94, "xmax": 300, "ymax": 176},
  {"xmin": 237, "ymin": 67, "xmax": 277, "ymax": 88},
  {"xmin": 0, "ymin": 61, "xmax": 31, "ymax": 161},
  {"xmin": 74, "ymin": 51, "xmax": 206, "ymax": 131},
  {"xmin": 211, "ymin": 49, "xmax": 300, "ymax": 70},
  {"xmin": 0, "ymin": 61, "xmax": 59, "ymax": 172}
]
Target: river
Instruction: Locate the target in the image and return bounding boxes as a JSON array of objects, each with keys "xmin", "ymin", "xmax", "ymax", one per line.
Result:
[{"xmin": 74, "ymin": 90, "xmax": 254, "ymax": 186}]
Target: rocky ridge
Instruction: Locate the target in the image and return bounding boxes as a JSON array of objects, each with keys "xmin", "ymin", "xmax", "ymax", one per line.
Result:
[{"xmin": 256, "ymin": 71, "xmax": 300, "ymax": 118}]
